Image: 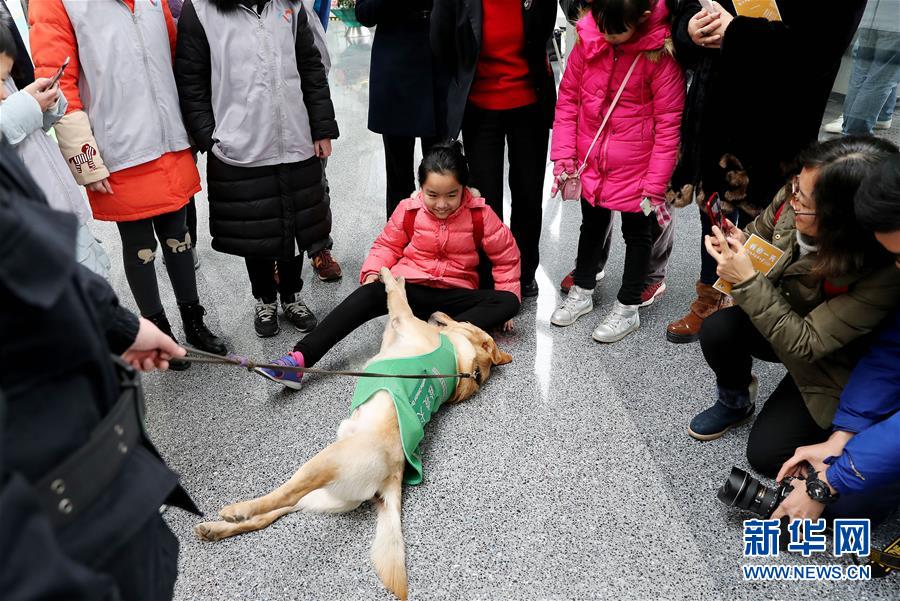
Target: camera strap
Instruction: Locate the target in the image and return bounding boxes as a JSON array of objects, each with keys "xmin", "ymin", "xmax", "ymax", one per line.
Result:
[{"xmin": 853, "ymin": 534, "xmax": 900, "ymax": 577}]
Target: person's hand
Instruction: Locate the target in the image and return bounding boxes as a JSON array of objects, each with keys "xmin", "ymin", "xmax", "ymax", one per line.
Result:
[
  {"xmin": 86, "ymin": 178, "xmax": 114, "ymax": 194},
  {"xmin": 777, "ymin": 431, "xmax": 855, "ymax": 481},
  {"xmin": 314, "ymin": 139, "xmax": 332, "ymax": 158},
  {"xmin": 502, "ymin": 319, "xmax": 514, "ymax": 332},
  {"xmin": 705, "ymin": 225, "xmax": 755, "ymax": 284},
  {"xmin": 703, "ymin": 2, "xmax": 734, "ymax": 48},
  {"xmin": 122, "ymin": 317, "xmax": 186, "ymax": 372},
  {"xmin": 23, "ymin": 78, "xmax": 60, "ymax": 112},
  {"xmin": 553, "ymin": 158, "xmax": 576, "ymax": 177},
  {"xmin": 362, "ymin": 273, "xmax": 380, "ymax": 285},
  {"xmin": 688, "ymin": 9, "xmax": 722, "ymax": 47},
  {"xmin": 770, "ymin": 483, "xmax": 825, "ymax": 522}
]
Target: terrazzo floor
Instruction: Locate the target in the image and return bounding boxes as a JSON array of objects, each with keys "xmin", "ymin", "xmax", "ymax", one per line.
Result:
[{"xmin": 92, "ymin": 22, "xmax": 900, "ymax": 601}]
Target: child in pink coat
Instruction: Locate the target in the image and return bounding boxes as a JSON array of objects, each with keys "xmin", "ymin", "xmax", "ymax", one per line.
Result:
[
  {"xmin": 258, "ymin": 141, "xmax": 521, "ymax": 390},
  {"xmin": 550, "ymin": 0, "xmax": 684, "ymax": 343}
]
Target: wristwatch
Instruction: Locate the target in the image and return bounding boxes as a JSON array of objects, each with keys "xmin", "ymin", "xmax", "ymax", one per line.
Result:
[{"xmin": 805, "ymin": 466, "xmax": 839, "ymax": 504}]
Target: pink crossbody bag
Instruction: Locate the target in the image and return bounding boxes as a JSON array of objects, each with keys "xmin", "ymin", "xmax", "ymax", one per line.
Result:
[{"xmin": 557, "ymin": 54, "xmax": 642, "ymax": 201}]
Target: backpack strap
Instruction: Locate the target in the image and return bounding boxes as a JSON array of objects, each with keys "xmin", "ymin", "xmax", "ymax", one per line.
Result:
[
  {"xmin": 774, "ymin": 202, "xmax": 786, "ymax": 223},
  {"xmin": 403, "ymin": 207, "xmax": 418, "ymax": 243},
  {"xmin": 471, "ymin": 206, "xmax": 484, "ymax": 250}
]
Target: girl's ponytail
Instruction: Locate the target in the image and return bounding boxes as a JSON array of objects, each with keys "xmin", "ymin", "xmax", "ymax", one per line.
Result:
[{"xmin": 418, "ymin": 140, "xmax": 470, "ymax": 188}]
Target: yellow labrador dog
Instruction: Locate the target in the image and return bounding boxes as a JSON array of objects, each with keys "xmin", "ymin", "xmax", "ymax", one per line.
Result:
[{"xmin": 195, "ymin": 267, "xmax": 511, "ymax": 600}]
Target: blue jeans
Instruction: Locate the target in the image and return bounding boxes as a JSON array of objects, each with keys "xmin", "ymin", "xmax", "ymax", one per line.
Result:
[{"xmin": 843, "ymin": 30, "xmax": 900, "ymax": 134}]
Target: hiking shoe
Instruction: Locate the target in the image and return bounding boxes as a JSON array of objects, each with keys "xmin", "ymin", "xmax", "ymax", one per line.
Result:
[
  {"xmin": 255, "ymin": 351, "xmax": 305, "ymax": 390},
  {"xmin": 688, "ymin": 376, "xmax": 759, "ymax": 441},
  {"xmin": 591, "ymin": 300, "xmax": 639, "ymax": 343},
  {"xmin": 281, "ymin": 293, "xmax": 317, "ymax": 332},
  {"xmin": 311, "ymin": 249, "xmax": 342, "ymax": 281},
  {"xmin": 560, "ymin": 269, "xmax": 605, "ymax": 293},
  {"xmin": 639, "ymin": 280, "xmax": 667, "ymax": 308},
  {"xmin": 551, "ymin": 285, "xmax": 594, "ymax": 326},
  {"xmin": 254, "ymin": 298, "xmax": 279, "ymax": 338},
  {"xmin": 178, "ymin": 302, "xmax": 227, "ymax": 355}
]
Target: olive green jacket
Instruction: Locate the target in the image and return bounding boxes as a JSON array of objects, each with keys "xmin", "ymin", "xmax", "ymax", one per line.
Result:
[{"xmin": 731, "ymin": 189, "xmax": 900, "ymax": 428}]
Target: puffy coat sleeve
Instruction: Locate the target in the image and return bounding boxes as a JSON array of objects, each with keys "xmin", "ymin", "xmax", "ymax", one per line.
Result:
[
  {"xmin": 832, "ymin": 312, "xmax": 900, "ymax": 434},
  {"xmin": 174, "ymin": 0, "xmax": 215, "ymax": 152},
  {"xmin": 360, "ymin": 202, "xmax": 412, "ymax": 283},
  {"xmin": 294, "ymin": 6, "xmax": 339, "ymax": 140},
  {"xmin": 479, "ymin": 206, "xmax": 521, "ymax": 300},
  {"xmin": 641, "ymin": 52, "xmax": 685, "ymax": 201},
  {"xmin": 29, "ymin": 0, "xmax": 110, "ymax": 185},
  {"xmin": 0, "ymin": 90, "xmax": 43, "ymax": 145},
  {"xmin": 827, "ymin": 413, "xmax": 900, "ymax": 496},
  {"xmin": 731, "ymin": 265, "xmax": 900, "ymax": 364},
  {"xmin": 550, "ymin": 38, "xmax": 585, "ymax": 162}
]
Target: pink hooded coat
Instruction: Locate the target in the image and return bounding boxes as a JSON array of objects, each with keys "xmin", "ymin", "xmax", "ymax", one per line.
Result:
[
  {"xmin": 360, "ymin": 189, "xmax": 522, "ymax": 300},
  {"xmin": 551, "ymin": 4, "xmax": 685, "ymax": 212}
]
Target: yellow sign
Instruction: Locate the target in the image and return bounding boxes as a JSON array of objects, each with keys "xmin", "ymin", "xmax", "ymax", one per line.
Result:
[
  {"xmin": 714, "ymin": 234, "xmax": 785, "ymax": 296},
  {"xmin": 732, "ymin": 0, "xmax": 782, "ymax": 22}
]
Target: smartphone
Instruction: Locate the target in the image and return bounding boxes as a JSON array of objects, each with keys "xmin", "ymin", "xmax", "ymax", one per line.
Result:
[
  {"xmin": 47, "ymin": 57, "xmax": 70, "ymax": 89},
  {"xmin": 699, "ymin": 0, "xmax": 718, "ymax": 13}
]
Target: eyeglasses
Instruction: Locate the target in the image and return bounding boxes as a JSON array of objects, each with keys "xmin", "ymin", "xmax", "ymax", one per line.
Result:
[
  {"xmin": 706, "ymin": 192, "xmax": 730, "ymax": 231},
  {"xmin": 790, "ymin": 176, "xmax": 817, "ymax": 217}
]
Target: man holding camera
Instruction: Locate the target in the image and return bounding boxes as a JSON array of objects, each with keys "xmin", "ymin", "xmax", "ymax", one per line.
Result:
[{"xmin": 771, "ymin": 155, "xmax": 900, "ymax": 524}]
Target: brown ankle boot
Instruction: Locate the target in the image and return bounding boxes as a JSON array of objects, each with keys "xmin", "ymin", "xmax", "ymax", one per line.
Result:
[{"xmin": 666, "ymin": 281, "xmax": 732, "ymax": 344}]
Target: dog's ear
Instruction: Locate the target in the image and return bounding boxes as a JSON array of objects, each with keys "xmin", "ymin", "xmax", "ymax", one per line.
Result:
[
  {"xmin": 482, "ymin": 339, "xmax": 512, "ymax": 366},
  {"xmin": 428, "ymin": 311, "xmax": 453, "ymax": 328}
]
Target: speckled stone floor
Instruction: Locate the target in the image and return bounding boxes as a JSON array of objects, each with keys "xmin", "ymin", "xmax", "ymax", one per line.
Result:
[{"xmin": 91, "ymin": 22, "xmax": 899, "ymax": 601}]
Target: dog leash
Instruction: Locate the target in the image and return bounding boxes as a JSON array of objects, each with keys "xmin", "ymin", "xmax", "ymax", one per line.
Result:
[{"xmin": 177, "ymin": 346, "xmax": 477, "ymax": 381}]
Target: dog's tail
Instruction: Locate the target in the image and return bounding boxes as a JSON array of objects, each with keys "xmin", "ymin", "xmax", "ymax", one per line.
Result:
[{"xmin": 371, "ymin": 476, "xmax": 407, "ymax": 600}]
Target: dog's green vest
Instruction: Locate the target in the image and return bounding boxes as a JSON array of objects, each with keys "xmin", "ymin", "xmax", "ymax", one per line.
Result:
[{"xmin": 349, "ymin": 334, "xmax": 458, "ymax": 485}]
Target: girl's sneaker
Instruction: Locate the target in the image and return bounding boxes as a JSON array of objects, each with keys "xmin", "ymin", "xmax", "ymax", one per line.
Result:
[
  {"xmin": 551, "ymin": 285, "xmax": 594, "ymax": 326},
  {"xmin": 254, "ymin": 298, "xmax": 279, "ymax": 337},
  {"xmin": 591, "ymin": 301, "xmax": 640, "ymax": 343},
  {"xmin": 255, "ymin": 351, "xmax": 305, "ymax": 390},
  {"xmin": 281, "ymin": 293, "xmax": 318, "ymax": 332}
]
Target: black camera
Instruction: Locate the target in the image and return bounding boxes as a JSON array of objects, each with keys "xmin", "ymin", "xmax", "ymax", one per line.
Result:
[{"xmin": 717, "ymin": 466, "xmax": 795, "ymax": 518}]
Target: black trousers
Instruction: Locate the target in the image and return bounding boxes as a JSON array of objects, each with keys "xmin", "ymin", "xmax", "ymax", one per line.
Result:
[
  {"xmin": 245, "ymin": 256, "xmax": 302, "ymax": 303},
  {"xmin": 185, "ymin": 196, "xmax": 197, "ymax": 247},
  {"xmin": 102, "ymin": 513, "xmax": 179, "ymax": 601},
  {"xmin": 383, "ymin": 135, "xmax": 441, "ymax": 218},
  {"xmin": 573, "ymin": 201, "xmax": 655, "ymax": 305},
  {"xmin": 294, "ymin": 283, "xmax": 520, "ymax": 366},
  {"xmin": 462, "ymin": 102, "xmax": 549, "ymax": 284},
  {"xmin": 701, "ymin": 306, "xmax": 830, "ymax": 476},
  {"xmin": 116, "ymin": 206, "xmax": 198, "ymax": 317}
]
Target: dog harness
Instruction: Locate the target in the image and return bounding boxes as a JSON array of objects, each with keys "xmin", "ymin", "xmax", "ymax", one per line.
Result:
[{"xmin": 349, "ymin": 334, "xmax": 458, "ymax": 485}]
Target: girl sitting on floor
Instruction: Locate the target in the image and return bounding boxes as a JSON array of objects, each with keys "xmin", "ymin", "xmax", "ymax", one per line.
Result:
[{"xmin": 258, "ymin": 141, "xmax": 521, "ymax": 390}]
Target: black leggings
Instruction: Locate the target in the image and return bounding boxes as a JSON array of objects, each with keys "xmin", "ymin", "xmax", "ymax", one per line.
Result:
[
  {"xmin": 573, "ymin": 200, "xmax": 655, "ymax": 305},
  {"xmin": 245, "ymin": 256, "xmax": 303, "ymax": 303},
  {"xmin": 701, "ymin": 306, "xmax": 829, "ymax": 476},
  {"xmin": 116, "ymin": 206, "xmax": 198, "ymax": 317},
  {"xmin": 293, "ymin": 283, "xmax": 520, "ymax": 366}
]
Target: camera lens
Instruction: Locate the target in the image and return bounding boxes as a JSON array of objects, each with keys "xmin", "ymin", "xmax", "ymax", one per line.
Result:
[{"xmin": 717, "ymin": 467, "xmax": 780, "ymax": 517}]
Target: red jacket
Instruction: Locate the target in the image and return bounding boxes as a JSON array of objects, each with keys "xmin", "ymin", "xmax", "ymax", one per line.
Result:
[{"xmin": 360, "ymin": 189, "xmax": 521, "ymax": 300}]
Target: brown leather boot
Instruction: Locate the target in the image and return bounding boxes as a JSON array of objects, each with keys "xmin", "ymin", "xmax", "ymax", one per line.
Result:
[{"xmin": 666, "ymin": 281, "xmax": 732, "ymax": 344}]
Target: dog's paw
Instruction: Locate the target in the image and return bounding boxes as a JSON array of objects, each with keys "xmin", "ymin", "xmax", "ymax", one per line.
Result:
[
  {"xmin": 219, "ymin": 500, "xmax": 253, "ymax": 523},
  {"xmin": 195, "ymin": 521, "xmax": 226, "ymax": 541}
]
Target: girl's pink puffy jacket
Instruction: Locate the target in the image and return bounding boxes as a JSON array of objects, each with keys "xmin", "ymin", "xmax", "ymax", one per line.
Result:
[
  {"xmin": 360, "ymin": 189, "xmax": 522, "ymax": 300},
  {"xmin": 551, "ymin": 3, "xmax": 685, "ymax": 212}
]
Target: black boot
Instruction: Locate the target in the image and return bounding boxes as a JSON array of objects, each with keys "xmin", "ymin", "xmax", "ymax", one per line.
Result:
[
  {"xmin": 179, "ymin": 302, "xmax": 227, "ymax": 356},
  {"xmin": 145, "ymin": 311, "xmax": 190, "ymax": 371}
]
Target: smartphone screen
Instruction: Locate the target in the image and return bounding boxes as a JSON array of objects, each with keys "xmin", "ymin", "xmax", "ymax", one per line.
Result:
[{"xmin": 48, "ymin": 57, "xmax": 70, "ymax": 89}]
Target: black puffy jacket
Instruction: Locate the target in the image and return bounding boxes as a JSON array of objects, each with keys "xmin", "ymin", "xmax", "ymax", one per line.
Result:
[{"xmin": 174, "ymin": 0, "xmax": 337, "ymax": 258}]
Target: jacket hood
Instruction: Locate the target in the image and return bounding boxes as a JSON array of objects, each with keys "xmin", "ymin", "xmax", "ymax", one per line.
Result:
[
  {"xmin": 576, "ymin": 0, "xmax": 670, "ymax": 57},
  {"xmin": 208, "ymin": 0, "xmax": 299, "ymax": 13}
]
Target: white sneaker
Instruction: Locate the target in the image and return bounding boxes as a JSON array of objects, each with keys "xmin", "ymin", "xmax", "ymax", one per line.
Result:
[
  {"xmin": 876, "ymin": 118, "xmax": 893, "ymax": 130},
  {"xmin": 591, "ymin": 300, "xmax": 640, "ymax": 343},
  {"xmin": 823, "ymin": 116, "xmax": 844, "ymax": 134},
  {"xmin": 551, "ymin": 285, "xmax": 594, "ymax": 326},
  {"xmin": 596, "ymin": 270, "xmax": 606, "ymax": 282}
]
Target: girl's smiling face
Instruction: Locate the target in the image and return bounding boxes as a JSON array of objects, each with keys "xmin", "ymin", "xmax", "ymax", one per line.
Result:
[{"xmin": 422, "ymin": 171, "xmax": 463, "ymax": 219}]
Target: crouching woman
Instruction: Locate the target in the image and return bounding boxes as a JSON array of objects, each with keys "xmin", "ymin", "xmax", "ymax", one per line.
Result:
[{"xmin": 688, "ymin": 137, "xmax": 900, "ymax": 478}]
